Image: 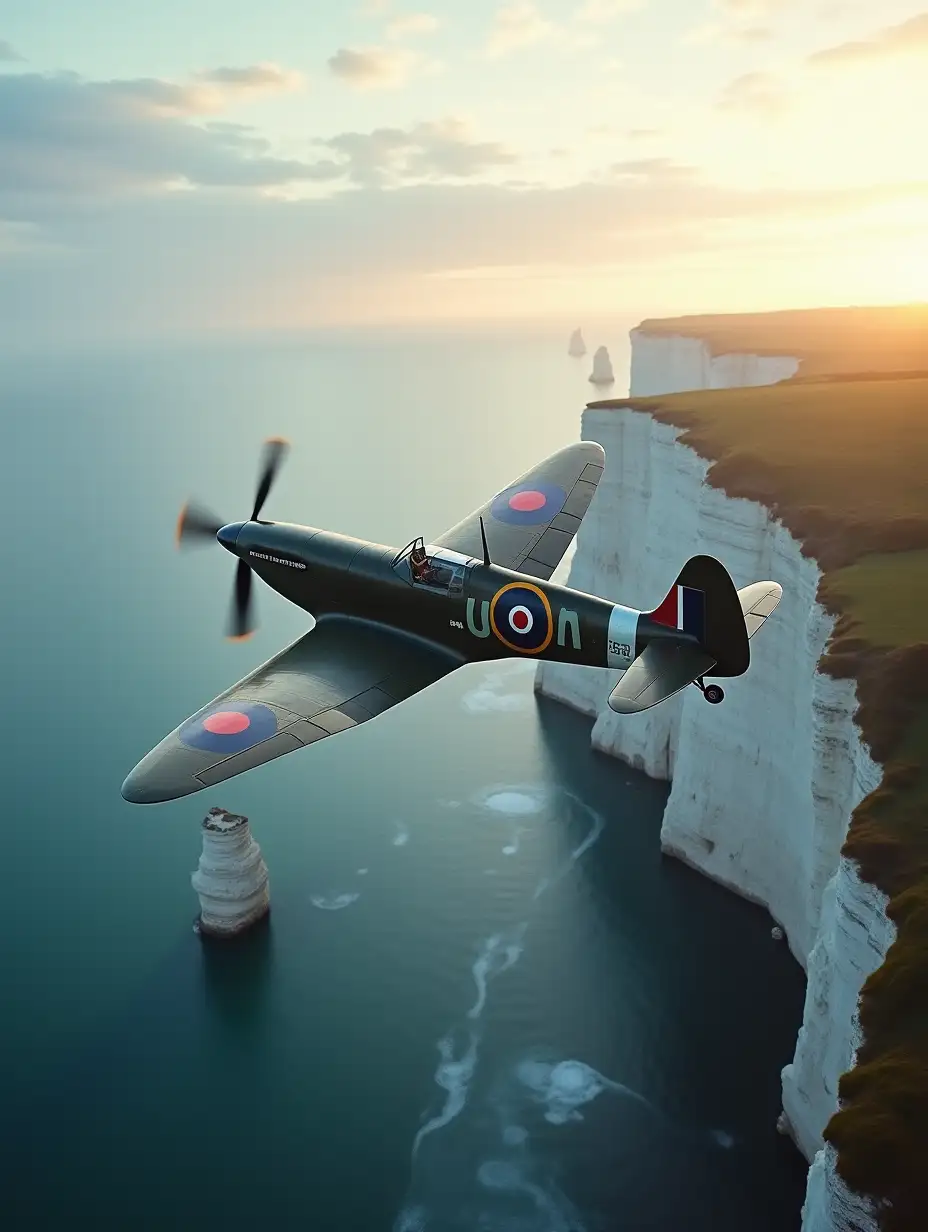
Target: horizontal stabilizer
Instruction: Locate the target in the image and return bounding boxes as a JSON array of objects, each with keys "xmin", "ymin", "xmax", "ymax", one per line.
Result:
[
  {"xmin": 737, "ymin": 581, "xmax": 783, "ymax": 640},
  {"xmin": 608, "ymin": 638, "xmax": 717, "ymax": 715}
]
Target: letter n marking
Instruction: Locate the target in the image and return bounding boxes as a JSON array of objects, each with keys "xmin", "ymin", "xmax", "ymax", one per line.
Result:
[{"xmin": 557, "ymin": 608, "xmax": 581, "ymax": 650}]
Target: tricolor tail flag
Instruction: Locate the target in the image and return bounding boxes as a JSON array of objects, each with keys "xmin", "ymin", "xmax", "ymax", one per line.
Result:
[{"xmin": 649, "ymin": 583, "xmax": 706, "ymax": 644}]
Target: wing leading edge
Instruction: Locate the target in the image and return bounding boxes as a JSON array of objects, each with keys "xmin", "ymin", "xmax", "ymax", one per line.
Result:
[
  {"xmin": 122, "ymin": 618, "xmax": 462, "ymax": 804},
  {"xmin": 433, "ymin": 442, "xmax": 605, "ymax": 580}
]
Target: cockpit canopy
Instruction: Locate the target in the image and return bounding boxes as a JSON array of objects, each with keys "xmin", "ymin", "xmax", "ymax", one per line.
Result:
[{"xmin": 392, "ymin": 537, "xmax": 475, "ymax": 596}]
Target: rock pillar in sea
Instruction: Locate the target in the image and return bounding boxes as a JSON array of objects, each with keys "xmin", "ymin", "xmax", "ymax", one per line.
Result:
[
  {"xmin": 191, "ymin": 807, "xmax": 270, "ymax": 938},
  {"xmin": 589, "ymin": 345, "xmax": 614, "ymax": 386},
  {"xmin": 568, "ymin": 328, "xmax": 586, "ymax": 358}
]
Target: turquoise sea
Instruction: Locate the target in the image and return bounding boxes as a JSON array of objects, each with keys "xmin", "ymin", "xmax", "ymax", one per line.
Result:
[{"xmin": 0, "ymin": 325, "xmax": 807, "ymax": 1230}]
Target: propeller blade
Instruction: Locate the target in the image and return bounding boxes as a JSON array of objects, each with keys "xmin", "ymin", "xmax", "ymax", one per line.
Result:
[
  {"xmin": 226, "ymin": 558, "xmax": 256, "ymax": 641},
  {"xmin": 251, "ymin": 436, "xmax": 289, "ymax": 522},
  {"xmin": 176, "ymin": 501, "xmax": 225, "ymax": 548}
]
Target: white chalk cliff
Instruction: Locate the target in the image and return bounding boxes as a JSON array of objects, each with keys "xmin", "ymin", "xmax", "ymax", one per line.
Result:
[
  {"xmin": 629, "ymin": 327, "xmax": 799, "ymax": 395},
  {"xmin": 536, "ymin": 328, "xmax": 895, "ymax": 1232},
  {"xmin": 191, "ymin": 807, "xmax": 270, "ymax": 937}
]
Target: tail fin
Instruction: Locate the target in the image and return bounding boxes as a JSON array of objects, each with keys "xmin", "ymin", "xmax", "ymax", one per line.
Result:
[
  {"xmin": 608, "ymin": 558, "xmax": 782, "ymax": 715},
  {"xmin": 646, "ymin": 555, "xmax": 750, "ymax": 678}
]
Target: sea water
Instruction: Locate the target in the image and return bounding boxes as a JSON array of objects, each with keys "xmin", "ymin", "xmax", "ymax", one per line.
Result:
[{"xmin": 0, "ymin": 327, "xmax": 807, "ymax": 1230}]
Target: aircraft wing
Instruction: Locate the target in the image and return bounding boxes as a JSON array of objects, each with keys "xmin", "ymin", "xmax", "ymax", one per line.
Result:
[
  {"xmin": 738, "ymin": 582, "xmax": 783, "ymax": 639},
  {"xmin": 433, "ymin": 443, "xmax": 605, "ymax": 580},
  {"xmin": 607, "ymin": 639, "xmax": 717, "ymax": 715},
  {"xmin": 122, "ymin": 618, "xmax": 461, "ymax": 804}
]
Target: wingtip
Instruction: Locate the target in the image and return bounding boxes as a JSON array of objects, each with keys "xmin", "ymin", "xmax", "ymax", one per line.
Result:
[{"xmin": 121, "ymin": 773, "xmax": 158, "ymax": 805}]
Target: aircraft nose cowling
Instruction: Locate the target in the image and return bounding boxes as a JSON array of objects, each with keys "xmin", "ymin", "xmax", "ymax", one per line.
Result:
[{"xmin": 217, "ymin": 521, "xmax": 245, "ymax": 552}]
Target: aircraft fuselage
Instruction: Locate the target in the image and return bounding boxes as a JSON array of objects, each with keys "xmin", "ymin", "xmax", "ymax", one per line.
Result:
[{"xmin": 224, "ymin": 519, "xmax": 684, "ymax": 676}]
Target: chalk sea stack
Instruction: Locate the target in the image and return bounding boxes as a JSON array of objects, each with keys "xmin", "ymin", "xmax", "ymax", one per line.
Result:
[
  {"xmin": 192, "ymin": 807, "xmax": 270, "ymax": 938},
  {"xmin": 568, "ymin": 328, "xmax": 586, "ymax": 358},
  {"xmin": 589, "ymin": 345, "xmax": 614, "ymax": 386}
]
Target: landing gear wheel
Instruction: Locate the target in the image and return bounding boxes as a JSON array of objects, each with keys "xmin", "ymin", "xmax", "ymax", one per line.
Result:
[{"xmin": 703, "ymin": 684, "xmax": 724, "ymax": 705}]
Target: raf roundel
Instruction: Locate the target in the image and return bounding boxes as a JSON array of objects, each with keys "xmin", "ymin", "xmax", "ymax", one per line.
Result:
[
  {"xmin": 490, "ymin": 480, "xmax": 566, "ymax": 526},
  {"xmin": 490, "ymin": 582, "xmax": 553, "ymax": 654},
  {"xmin": 179, "ymin": 701, "xmax": 278, "ymax": 755}
]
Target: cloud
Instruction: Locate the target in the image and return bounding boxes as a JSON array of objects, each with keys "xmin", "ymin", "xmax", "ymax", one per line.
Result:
[
  {"xmin": 626, "ymin": 126, "xmax": 662, "ymax": 139},
  {"xmin": 327, "ymin": 45, "xmax": 425, "ymax": 87},
  {"xmin": 0, "ymin": 38, "xmax": 24, "ymax": 62},
  {"xmin": 385, "ymin": 12, "xmax": 440, "ymax": 39},
  {"xmin": 716, "ymin": 70, "xmax": 789, "ymax": 116},
  {"xmin": 808, "ymin": 13, "xmax": 928, "ymax": 67},
  {"xmin": 321, "ymin": 118, "xmax": 517, "ymax": 185},
  {"xmin": 485, "ymin": 2, "xmax": 556, "ymax": 57},
  {"xmin": 610, "ymin": 158, "xmax": 697, "ymax": 179},
  {"xmin": 714, "ymin": 0, "xmax": 792, "ymax": 14},
  {"xmin": 0, "ymin": 71, "xmax": 514, "ymax": 200},
  {"xmin": 575, "ymin": 0, "xmax": 642, "ymax": 21},
  {"xmin": 689, "ymin": 0, "xmax": 789, "ymax": 44},
  {"xmin": 0, "ymin": 71, "xmax": 333, "ymax": 196},
  {"xmin": 729, "ymin": 24, "xmax": 773, "ymax": 41},
  {"xmin": 5, "ymin": 162, "xmax": 926, "ymax": 343},
  {"xmin": 193, "ymin": 63, "xmax": 304, "ymax": 95},
  {"xmin": 0, "ymin": 219, "xmax": 49, "ymax": 256}
]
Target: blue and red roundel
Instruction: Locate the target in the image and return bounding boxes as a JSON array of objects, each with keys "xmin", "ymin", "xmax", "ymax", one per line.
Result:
[
  {"xmin": 490, "ymin": 481, "xmax": 566, "ymax": 526},
  {"xmin": 179, "ymin": 701, "xmax": 278, "ymax": 755},
  {"xmin": 490, "ymin": 582, "xmax": 553, "ymax": 654}
]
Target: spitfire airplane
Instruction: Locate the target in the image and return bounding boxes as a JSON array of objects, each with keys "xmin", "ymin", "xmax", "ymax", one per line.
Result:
[{"xmin": 121, "ymin": 439, "xmax": 782, "ymax": 804}]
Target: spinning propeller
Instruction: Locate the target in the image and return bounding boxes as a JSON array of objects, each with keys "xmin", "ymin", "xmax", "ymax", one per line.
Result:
[{"xmin": 175, "ymin": 437, "xmax": 289, "ymax": 642}]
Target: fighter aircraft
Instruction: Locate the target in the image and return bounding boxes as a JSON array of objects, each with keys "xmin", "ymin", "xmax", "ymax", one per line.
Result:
[{"xmin": 121, "ymin": 438, "xmax": 782, "ymax": 804}]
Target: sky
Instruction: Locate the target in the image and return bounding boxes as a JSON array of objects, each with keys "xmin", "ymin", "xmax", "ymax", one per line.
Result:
[{"xmin": 1, "ymin": 0, "xmax": 927, "ymax": 343}]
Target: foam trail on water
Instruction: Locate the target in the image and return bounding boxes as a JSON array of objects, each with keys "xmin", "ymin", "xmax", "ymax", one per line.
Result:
[
  {"xmin": 461, "ymin": 660, "xmax": 536, "ymax": 713},
  {"xmin": 411, "ymin": 1029, "xmax": 480, "ymax": 1160},
  {"xmin": 393, "ymin": 1205, "xmax": 428, "ymax": 1232},
  {"xmin": 480, "ymin": 788, "xmax": 546, "ymax": 816},
  {"xmin": 502, "ymin": 826, "xmax": 524, "ymax": 856},
  {"xmin": 517, "ymin": 1057, "xmax": 649, "ymax": 1125},
  {"xmin": 393, "ymin": 823, "xmax": 410, "ymax": 847},
  {"xmin": 310, "ymin": 892, "xmax": 360, "ymax": 911},
  {"xmin": 461, "ymin": 683, "xmax": 532, "ymax": 714},
  {"xmin": 533, "ymin": 794, "xmax": 605, "ymax": 900},
  {"xmin": 477, "ymin": 1159, "xmax": 586, "ymax": 1231},
  {"xmin": 468, "ymin": 924, "xmax": 528, "ymax": 1020}
]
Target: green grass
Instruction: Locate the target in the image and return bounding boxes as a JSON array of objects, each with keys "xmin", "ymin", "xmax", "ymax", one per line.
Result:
[
  {"xmin": 823, "ymin": 552, "xmax": 928, "ymax": 649},
  {"xmin": 636, "ymin": 304, "xmax": 928, "ymax": 377},
  {"xmin": 590, "ymin": 373, "xmax": 928, "ymax": 1231}
]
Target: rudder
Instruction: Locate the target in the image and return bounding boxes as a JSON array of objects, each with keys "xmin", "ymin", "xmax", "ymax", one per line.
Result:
[{"xmin": 646, "ymin": 555, "xmax": 749, "ymax": 678}]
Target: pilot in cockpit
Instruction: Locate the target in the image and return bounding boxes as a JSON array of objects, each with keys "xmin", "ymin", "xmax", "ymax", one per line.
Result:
[{"xmin": 410, "ymin": 540, "xmax": 434, "ymax": 584}]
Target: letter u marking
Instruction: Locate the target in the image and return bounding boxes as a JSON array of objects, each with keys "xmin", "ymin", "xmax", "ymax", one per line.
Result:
[{"xmin": 467, "ymin": 598, "xmax": 491, "ymax": 638}]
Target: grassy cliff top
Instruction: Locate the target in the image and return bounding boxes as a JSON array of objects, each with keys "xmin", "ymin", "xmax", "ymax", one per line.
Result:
[
  {"xmin": 588, "ymin": 374, "xmax": 928, "ymax": 1231},
  {"xmin": 635, "ymin": 304, "xmax": 928, "ymax": 376}
]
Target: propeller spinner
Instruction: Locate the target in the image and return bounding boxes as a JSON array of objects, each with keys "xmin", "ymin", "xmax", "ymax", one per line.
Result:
[{"xmin": 174, "ymin": 436, "xmax": 289, "ymax": 641}]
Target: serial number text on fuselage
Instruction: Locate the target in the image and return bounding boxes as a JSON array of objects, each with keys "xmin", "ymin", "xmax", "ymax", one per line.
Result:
[{"xmin": 249, "ymin": 550, "xmax": 306, "ymax": 569}]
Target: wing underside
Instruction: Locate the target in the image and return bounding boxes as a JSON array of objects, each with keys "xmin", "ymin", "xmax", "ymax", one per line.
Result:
[
  {"xmin": 433, "ymin": 442, "xmax": 605, "ymax": 580},
  {"xmin": 122, "ymin": 618, "xmax": 461, "ymax": 804},
  {"xmin": 608, "ymin": 639, "xmax": 717, "ymax": 715}
]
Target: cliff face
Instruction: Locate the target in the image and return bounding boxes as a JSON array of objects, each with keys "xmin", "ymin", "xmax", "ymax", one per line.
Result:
[
  {"xmin": 629, "ymin": 328, "xmax": 799, "ymax": 395},
  {"xmin": 536, "ymin": 334, "xmax": 896, "ymax": 1232}
]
